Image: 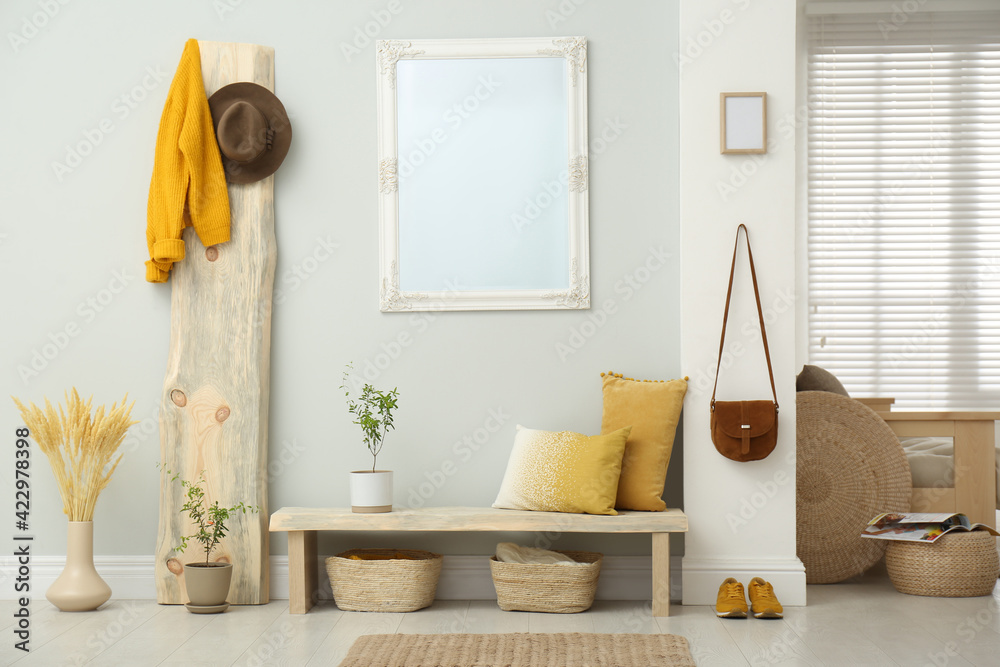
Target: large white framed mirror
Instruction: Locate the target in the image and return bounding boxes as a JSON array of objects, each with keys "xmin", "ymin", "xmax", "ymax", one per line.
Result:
[{"xmin": 377, "ymin": 37, "xmax": 590, "ymax": 311}]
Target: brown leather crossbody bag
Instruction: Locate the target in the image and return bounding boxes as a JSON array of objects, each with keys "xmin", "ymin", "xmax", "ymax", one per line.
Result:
[{"xmin": 710, "ymin": 224, "xmax": 779, "ymax": 462}]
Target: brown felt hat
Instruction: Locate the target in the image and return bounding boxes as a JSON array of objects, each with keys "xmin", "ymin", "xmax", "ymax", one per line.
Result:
[{"xmin": 208, "ymin": 82, "xmax": 291, "ymax": 184}]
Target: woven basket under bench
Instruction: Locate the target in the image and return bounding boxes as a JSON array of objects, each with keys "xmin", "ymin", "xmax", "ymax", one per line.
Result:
[
  {"xmin": 886, "ymin": 531, "xmax": 999, "ymax": 598},
  {"xmin": 489, "ymin": 550, "xmax": 602, "ymax": 613},
  {"xmin": 326, "ymin": 549, "xmax": 443, "ymax": 612}
]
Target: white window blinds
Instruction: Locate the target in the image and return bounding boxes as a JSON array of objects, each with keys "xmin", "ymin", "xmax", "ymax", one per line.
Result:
[{"xmin": 806, "ymin": 8, "xmax": 1000, "ymax": 408}]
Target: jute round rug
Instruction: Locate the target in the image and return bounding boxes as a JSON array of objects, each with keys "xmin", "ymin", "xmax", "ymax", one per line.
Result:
[{"xmin": 338, "ymin": 632, "xmax": 696, "ymax": 667}]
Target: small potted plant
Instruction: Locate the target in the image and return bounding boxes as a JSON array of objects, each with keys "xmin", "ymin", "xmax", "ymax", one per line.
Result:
[
  {"xmin": 341, "ymin": 364, "xmax": 400, "ymax": 513},
  {"xmin": 167, "ymin": 469, "xmax": 258, "ymax": 613}
]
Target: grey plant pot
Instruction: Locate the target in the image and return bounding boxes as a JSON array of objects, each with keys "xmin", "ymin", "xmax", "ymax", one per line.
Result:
[{"xmin": 183, "ymin": 562, "xmax": 233, "ymax": 607}]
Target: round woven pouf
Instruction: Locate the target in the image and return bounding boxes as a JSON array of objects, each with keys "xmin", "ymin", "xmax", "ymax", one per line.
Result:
[
  {"xmin": 796, "ymin": 391, "xmax": 912, "ymax": 584},
  {"xmin": 886, "ymin": 531, "xmax": 999, "ymax": 597}
]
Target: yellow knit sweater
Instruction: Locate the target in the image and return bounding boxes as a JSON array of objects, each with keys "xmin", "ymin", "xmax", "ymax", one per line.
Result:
[{"xmin": 145, "ymin": 39, "xmax": 230, "ymax": 283}]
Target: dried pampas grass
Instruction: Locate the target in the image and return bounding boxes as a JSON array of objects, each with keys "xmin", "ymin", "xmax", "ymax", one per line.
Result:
[{"xmin": 12, "ymin": 389, "xmax": 136, "ymax": 521}]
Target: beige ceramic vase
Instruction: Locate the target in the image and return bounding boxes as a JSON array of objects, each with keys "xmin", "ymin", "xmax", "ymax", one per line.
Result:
[{"xmin": 46, "ymin": 521, "xmax": 111, "ymax": 612}]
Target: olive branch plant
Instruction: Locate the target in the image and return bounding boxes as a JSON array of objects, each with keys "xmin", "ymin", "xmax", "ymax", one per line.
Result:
[
  {"xmin": 164, "ymin": 468, "xmax": 259, "ymax": 565},
  {"xmin": 340, "ymin": 363, "xmax": 400, "ymax": 472}
]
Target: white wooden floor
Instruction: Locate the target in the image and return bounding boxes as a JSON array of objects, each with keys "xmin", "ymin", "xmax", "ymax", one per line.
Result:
[{"xmin": 3, "ymin": 567, "xmax": 998, "ymax": 666}]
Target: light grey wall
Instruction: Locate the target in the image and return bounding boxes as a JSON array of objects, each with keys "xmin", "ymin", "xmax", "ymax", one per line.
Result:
[{"xmin": 0, "ymin": 0, "xmax": 680, "ymax": 558}]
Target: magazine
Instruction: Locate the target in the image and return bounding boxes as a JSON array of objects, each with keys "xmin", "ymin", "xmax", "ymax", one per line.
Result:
[{"xmin": 862, "ymin": 512, "xmax": 1000, "ymax": 543}]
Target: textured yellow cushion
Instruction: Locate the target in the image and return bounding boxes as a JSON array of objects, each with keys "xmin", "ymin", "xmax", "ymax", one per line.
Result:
[
  {"xmin": 601, "ymin": 372, "xmax": 688, "ymax": 511},
  {"xmin": 492, "ymin": 425, "xmax": 632, "ymax": 516}
]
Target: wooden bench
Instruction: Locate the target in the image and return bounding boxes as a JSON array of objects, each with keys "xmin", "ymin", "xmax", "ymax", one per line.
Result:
[
  {"xmin": 856, "ymin": 398, "xmax": 999, "ymax": 529},
  {"xmin": 269, "ymin": 506, "xmax": 688, "ymax": 616}
]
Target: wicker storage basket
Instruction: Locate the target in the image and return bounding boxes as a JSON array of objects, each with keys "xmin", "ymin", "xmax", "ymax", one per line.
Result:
[
  {"xmin": 489, "ymin": 550, "xmax": 602, "ymax": 613},
  {"xmin": 885, "ymin": 531, "xmax": 999, "ymax": 598},
  {"xmin": 326, "ymin": 549, "xmax": 442, "ymax": 612}
]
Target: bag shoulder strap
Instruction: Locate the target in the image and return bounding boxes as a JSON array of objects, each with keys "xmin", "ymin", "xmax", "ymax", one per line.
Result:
[{"xmin": 711, "ymin": 223, "xmax": 778, "ymax": 412}]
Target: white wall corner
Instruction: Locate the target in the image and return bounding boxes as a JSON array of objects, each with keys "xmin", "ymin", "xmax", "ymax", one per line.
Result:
[{"xmin": 681, "ymin": 555, "xmax": 806, "ymax": 606}]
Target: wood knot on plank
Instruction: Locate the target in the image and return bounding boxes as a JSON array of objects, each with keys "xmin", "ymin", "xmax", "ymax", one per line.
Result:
[
  {"xmin": 166, "ymin": 558, "xmax": 183, "ymax": 575},
  {"xmin": 170, "ymin": 389, "xmax": 187, "ymax": 407},
  {"xmin": 216, "ymin": 406, "xmax": 231, "ymax": 423},
  {"xmin": 205, "ymin": 246, "xmax": 219, "ymax": 261}
]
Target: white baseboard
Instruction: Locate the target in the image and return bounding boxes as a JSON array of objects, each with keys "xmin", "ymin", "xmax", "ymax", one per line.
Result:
[
  {"xmin": 3, "ymin": 554, "xmax": 682, "ymax": 602},
  {"xmin": 3, "ymin": 556, "xmax": 160, "ymax": 601},
  {"xmin": 681, "ymin": 555, "xmax": 807, "ymax": 606}
]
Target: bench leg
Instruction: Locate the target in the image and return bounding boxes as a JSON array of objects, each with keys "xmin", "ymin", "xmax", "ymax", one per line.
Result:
[
  {"xmin": 652, "ymin": 533, "xmax": 670, "ymax": 617},
  {"xmin": 955, "ymin": 421, "xmax": 995, "ymax": 529},
  {"xmin": 288, "ymin": 530, "xmax": 317, "ymax": 614}
]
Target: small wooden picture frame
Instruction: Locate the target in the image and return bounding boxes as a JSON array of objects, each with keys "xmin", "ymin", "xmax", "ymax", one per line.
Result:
[{"xmin": 721, "ymin": 92, "xmax": 767, "ymax": 154}]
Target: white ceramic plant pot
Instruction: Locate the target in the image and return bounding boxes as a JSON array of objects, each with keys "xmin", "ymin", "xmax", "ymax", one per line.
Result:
[{"xmin": 350, "ymin": 470, "xmax": 393, "ymax": 513}]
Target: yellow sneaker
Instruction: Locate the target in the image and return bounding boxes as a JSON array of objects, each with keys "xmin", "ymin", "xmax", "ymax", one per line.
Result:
[
  {"xmin": 748, "ymin": 577, "xmax": 783, "ymax": 618},
  {"xmin": 715, "ymin": 578, "xmax": 748, "ymax": 618}
]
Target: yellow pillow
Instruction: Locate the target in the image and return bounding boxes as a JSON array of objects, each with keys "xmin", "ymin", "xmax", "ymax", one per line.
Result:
[
  {"xmin": 601, "ymin": 372, "xmax": 687, "ymax": 511},
  {"xmin": 492, "ymin": 425, "xmax": 632, "ymax": 516}
]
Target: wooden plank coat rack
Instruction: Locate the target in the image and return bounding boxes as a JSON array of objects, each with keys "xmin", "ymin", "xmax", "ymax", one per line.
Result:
[{"xmin": 155, "ymin": 41, "xmax": 277, "ymax": 605}]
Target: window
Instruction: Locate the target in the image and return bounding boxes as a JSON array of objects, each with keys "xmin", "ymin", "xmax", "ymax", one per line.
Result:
[{"xmin": 806, "ymin": 6, "xmax": 1000, "ymax": 408}]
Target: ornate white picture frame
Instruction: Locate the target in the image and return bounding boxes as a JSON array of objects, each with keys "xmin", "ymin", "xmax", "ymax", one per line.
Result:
[{"xmin": 377, "ymin": 37, "xmax": 590, "ymax": 312}]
